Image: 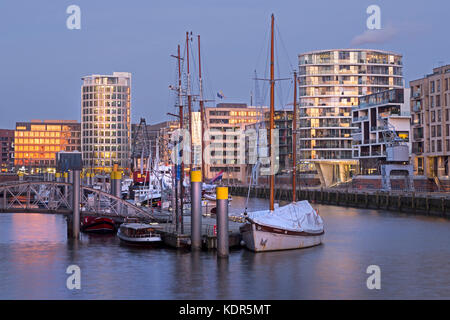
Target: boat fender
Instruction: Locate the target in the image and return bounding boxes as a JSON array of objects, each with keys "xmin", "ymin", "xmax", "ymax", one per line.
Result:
[{"xmin": 240, "ymin": 240, "xmax": 245, "ymax": 246}]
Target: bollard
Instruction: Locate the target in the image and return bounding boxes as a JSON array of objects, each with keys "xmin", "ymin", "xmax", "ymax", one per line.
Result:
[
  {"xmin": 216, "ymin": 187, "xmax": 229, "ymax": 258},
  {"xmin": 72, "ymin": 169, "xmax": 81, "ymax": 239},
  {"xmin": 111, "ymin": 170, "xmax": 122, "ymax": 199},
  {"xmin": 190, "ymin": 170, "xmax": 202, "ymax": 250},
  {"xmin": 55, "ymin": 172, "xmax": 61, "ymax": 183},
  {"xmin": 64, "ymin": 172, "xmax": 69, "ymax": 201},
  {"xmin": 110, "ymin": 173, "xmax": 115, "ymax": 197}
]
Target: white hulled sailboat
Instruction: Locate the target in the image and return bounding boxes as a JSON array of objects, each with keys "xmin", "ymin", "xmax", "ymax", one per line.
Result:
[{"xmin": 240, "ymin": 14, "xmax": 324, "ymax": 252}]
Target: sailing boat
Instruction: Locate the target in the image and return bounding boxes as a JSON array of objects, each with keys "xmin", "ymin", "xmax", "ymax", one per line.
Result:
[{"xmin": 240, "ymin": 14, "xmax": 324, "ymax": 252}]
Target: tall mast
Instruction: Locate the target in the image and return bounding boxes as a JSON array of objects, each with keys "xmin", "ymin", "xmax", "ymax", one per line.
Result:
[
  {"xmin": 186, "ymin": 31, "xmax": 193, "ymax": 171},
  {"xmin": 292, "ymin": 71, "xmax": 297, "ymax": 202},
  {"xmin": 269, "ymin": 14, "xmax": 275, "ymax": 211},
  {"xmin": 177, "ymin": 45, "xmax": 183, "ymax": 131},
  {"xmin": 177, "ymin": 44, "xmax": 184, "ymax": 233},
  {"xmin": 198, "ymin": 34, "xmax": 205, "ymax": 179}
]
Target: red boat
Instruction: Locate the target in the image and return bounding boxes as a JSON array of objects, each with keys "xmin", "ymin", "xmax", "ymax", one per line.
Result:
[{"xmin": 81, "ymin": 216, "xmax": 116, "ymax": 234}]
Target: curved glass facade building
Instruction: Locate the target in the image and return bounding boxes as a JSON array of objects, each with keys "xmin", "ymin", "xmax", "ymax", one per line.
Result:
[
  {"xmin": 81, "ymin": 72, "xmax": 131, "ymax": 173},
  {"xmin": 298, "ymin": 49, "xmax": 403, "ymax": 185}
]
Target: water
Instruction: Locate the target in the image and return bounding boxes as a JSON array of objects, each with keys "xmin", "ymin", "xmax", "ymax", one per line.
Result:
[{"xmin": 0, "ymin": 196, "xmax": 449, "ymax": 299}]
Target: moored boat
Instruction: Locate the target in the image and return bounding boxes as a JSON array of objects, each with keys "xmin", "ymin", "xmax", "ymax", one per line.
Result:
[
  {"xmin": 81, "ymin": 216, "xmax": 116, "ymax": 234},
  {"xmin": 240, "ymin": 201, "xmax": 324, "ymax": 252},
  {"xmin": 117, "ymin": 222, "xmax": 162, "ymax": 245},
  {"xmin": 239, "ymin": 14, "xmax": 324, "ymax": 252}
]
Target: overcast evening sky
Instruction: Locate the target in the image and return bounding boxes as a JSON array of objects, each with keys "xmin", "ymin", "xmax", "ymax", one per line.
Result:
[{"xmin": 0, "ymin": 0, "xmax": 449, "ymax": 129}]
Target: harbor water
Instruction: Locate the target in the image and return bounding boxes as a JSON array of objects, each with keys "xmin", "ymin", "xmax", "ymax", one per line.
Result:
[{"xmin": 0, "ymin": 196, "xmax": 449, "ymax": 299}]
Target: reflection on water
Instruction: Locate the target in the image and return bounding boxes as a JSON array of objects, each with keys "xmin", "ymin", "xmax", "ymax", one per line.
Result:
[{"xmin": 0, "ymin": 197, "xmax": 449, "ymax": 299}]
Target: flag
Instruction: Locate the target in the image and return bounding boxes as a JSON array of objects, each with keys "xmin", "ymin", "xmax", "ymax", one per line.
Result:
[
  {"xmin": 210, "ymin": 170, "xmax": 224, "ymax": 183},
  {"xmin": 217, "ymin": 90, "xmax": 225, "ymax": 99}
]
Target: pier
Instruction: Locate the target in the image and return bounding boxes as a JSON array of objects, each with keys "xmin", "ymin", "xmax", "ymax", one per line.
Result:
[
  {"xmin": 228, "ymin": 185, "xmax": 450, "ymax": 218},
  {"xmin": 154, "ymin": 216, "xmax": 243, "ymax": 250}
]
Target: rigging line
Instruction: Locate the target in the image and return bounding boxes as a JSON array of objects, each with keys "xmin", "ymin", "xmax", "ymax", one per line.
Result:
[
  {"xmin": 260, "ymin": 36, "xmax": 270, "ymax": 107},
  {"xmin": 254, "ymin": 20, "xmax": 270, "ymax": 79},
  {"xmin": 250, "ymin": 31, "xmax": 269, "ymax": 107},
  {"xmin": 275, "ymin": 23, "xmax": 294, "ymax": 72},
  {"xmin": 275, "ymin": 35, "xmax": 285, "ymax": 110},
  {"xmin": 199, "ymin": 42, "xmax": 216, "ymax": 107}
]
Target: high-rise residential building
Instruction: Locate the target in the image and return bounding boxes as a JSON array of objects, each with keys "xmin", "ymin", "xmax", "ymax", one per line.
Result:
[
  {"xmin": 0, "ymin": 129, "xmax": 14, "ymax": 172},
  {"xmin": 410, "ymin": 64, "xmax": 450, "ymax": 180},
  {"xmin": 298, "ymin": 49, "xmax": 403, "ymax": 186},
  {"xmin": 352, "ymin": 88, "xmax": 411, "ymax": 175},
  {"xmin": 14, "ymin": 120, "xmax": 81, "ymax": 173},
  {"xmin": 81, "ymin": 72, "xmax": 131, "ymax": 173},
  {"xmin": 204, "ymin": 103, "xmax": 268, "ymax": 183}
]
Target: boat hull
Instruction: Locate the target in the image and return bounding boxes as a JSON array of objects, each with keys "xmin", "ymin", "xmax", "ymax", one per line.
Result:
[
  {"xmin": 117, "ymin": 230, "xmax": 162, "ymax": 246},
  {"xmin": 81, "ymin": 217, "xmax": 116, "ymax": 234},
  {"xmin": 240, "ymin": 223, "xmax": 323, "ymax": 252}
]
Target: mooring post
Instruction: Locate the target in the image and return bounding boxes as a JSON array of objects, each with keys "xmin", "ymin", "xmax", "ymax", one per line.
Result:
[
  {"xmin": 190, "ymin": 170, "xmax": 202, "ymax": 250},
  {"xmin": 216, "ymin": 186, "xmax": 229, "ymax": 258},
  {"xmin": 113, "ymin": 171, "xmax": 121, "ymax": 199},
  {"xmin": 72, "ymin": 169, "xmax": 81, "ymax": 239},
  {"xmin": 64, "ymin": 171, "xmax": 69, "ymax": 202},
  {"xmin": 68, "ymin": 171, "xmax": 74, "ymax": 206}
]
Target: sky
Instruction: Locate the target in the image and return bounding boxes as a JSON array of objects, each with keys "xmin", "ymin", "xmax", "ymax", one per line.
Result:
[{"xmin": 0, "ymin": 0, "xmax": 449, "ymax": 129}]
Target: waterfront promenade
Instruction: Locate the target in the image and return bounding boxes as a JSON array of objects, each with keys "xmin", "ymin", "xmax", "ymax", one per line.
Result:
[{"xmin": 229, "ymin": 184, "xmax": 450, "ymax": 218}]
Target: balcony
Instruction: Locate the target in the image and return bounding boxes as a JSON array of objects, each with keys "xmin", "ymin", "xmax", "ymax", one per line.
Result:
[
  {"xmin": 353, "ymin": 116, "xmax": 369, "ymax": 122},
  {"xmin": 378, "ymin": 111, "xmax": 411, "ymax": 118}
]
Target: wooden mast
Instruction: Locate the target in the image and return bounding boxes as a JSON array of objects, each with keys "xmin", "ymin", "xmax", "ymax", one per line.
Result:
[
  {"xmin": 269, "ymin": 14, "xmax": 275, "ymax": 211},
  {"xmin": 186, "ymin": 31, "xmax": 193, "ymax": 171},
  {"xmin": 292, "ymin": 71, "xmax": 297, "ymax": 202},
  {"xmin": 177, "ymin": 44, "xmax": 184, "ymax": 233},
  {"xmin": 198, "ymin": 35, "xmax": 205, "ymax": 179}
]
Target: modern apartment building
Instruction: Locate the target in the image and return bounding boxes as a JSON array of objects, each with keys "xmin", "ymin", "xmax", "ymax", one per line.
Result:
[
  {"xmin": 204, "ymin": 103, "xmax": 268, "ymax": 183},
  {"xmin": 298, "ymin": 49, "xmax": 403, "ymax": 186},
  {"xmin": 410, "ymin": 65, "xmax": 450, "ymax": 179},
  {"xmin": 352, "ymin": 88, "xmax": 411, "ymax": 175},
  {"xmin": 0, "ymin": 129, "xmax": 14, "ymax": 172},
  {"xmin": 14, "ymin": 120, "xmax": 81, "ymax": 173},
  {"xmin": 81, "ymin": 72, "xmax": 131, "ymax": 173}
]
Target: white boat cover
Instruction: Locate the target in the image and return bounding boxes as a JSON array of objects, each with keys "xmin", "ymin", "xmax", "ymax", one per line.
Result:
[{"xmin": 247, "ymin": 201, "xmax": 324, "ymax": 234}]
